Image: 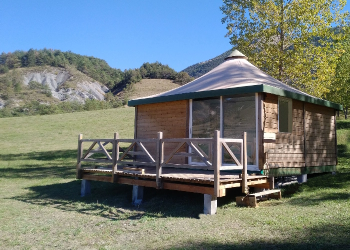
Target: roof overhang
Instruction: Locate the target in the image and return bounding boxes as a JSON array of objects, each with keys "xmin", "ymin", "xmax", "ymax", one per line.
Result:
[{"xmin": 128, "ymin": 84, "xmax": 342, "ymax": 110}]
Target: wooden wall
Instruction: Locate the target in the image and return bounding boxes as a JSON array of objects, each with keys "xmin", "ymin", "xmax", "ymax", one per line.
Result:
[
  {"xmin": 305, "ymin": 103, "xmax": 337, "ymax": 166},
  {"xmin": 135, "ymin": 100, "xmax": 189, "ymax": 163},
  {"xmin": 263, "ymin": 94, "xmax": 305, "ymax": 168},
  {"xmin": 263, "ymin": 93, "xmax": 337, "ymax": 169}
]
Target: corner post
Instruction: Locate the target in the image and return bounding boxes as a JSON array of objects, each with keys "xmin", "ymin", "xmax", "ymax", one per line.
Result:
[
  {"xmin": 76, "ymin": 134, "xmax": 83, "ymax": 179},
  {"xmin": 213, "ymin": 130, "xmax": 221, "ymax": 198},
  {"xmin": 156, "ymin": 132, "xmax": 164, "ymax": 189},
  {"xmin": 81, "ymin": 179, "xmax": 91, "ymax": 197},
  {"xmin": 112, "ymin": 132, "xmax": 119, "ymax": 183},
  {"xmin": 242, "ymin": 132, "xmax": 248, "ymax": 194}
]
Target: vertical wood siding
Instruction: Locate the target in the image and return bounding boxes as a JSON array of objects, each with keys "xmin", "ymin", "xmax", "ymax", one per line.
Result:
[{"xmin": 136, "ymin": 100, "xmax": 189, "ymax": 163}]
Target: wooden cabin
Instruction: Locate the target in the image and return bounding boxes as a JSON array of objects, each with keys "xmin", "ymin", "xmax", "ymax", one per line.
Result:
[
  {"xmin": 128, "ymin": 50, "xmax": 342, "ymax": 177},
  {"xmin": 76, "ymin": 50, "xmax": 342, "ymax": 214}
]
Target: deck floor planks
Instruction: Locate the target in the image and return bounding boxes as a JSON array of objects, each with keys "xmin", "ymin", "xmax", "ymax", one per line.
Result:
[{"xmin": 81, "ymin": 166, "xmax": 268, "ymax": 186}]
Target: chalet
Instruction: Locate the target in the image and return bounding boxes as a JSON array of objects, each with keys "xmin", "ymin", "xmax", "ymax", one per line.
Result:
[{"xmin": 76, "ymin": 50, "xmax": 342, "ymax": 214}]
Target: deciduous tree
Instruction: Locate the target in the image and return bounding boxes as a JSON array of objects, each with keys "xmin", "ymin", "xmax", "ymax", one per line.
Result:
[{"xmin": 221, "ymin": 0, "xmax": 349, "ymax": 98}]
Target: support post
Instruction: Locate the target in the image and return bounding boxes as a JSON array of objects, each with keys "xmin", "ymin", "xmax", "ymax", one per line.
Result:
[
  {"xmin": 297, "ymin": 174, "xmax": 307, "ymax": 183},
  {"xmin": 156, "ymin": 132, "xmax": 164, "ymax": 189},
  {"xmin": 81, "ymin": 179, "xmax": 91, "ymax": 197},
  {"xmin": 213, "ymin": 130, "xmax": 221, "ymax": 198},
  {"xmin": 242, "ymin": 132, "xmax": 248, "ymax": 194},
  {"xmin": 132, "ymin": 181, "xmax": 144, "ymax": 206},
  {"xmin": 76, "ymin": 134, "xmax": 83, "ymax": 179},
  {"xmin": 112, "ymin": 132, "xmax": 119, "ymax": 183},
  {"xmin": 204, "ymin": 194, "xmax": 217, "ymax": 215},
  {"xmin": 269, "ymin": 176, "xmax": 275, "ymax": 189}
]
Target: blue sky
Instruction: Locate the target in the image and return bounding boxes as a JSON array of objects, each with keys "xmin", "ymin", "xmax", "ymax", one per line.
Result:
[{"xmin": 1, "ymin": 0, "xmax": 349, "ymax": 72}]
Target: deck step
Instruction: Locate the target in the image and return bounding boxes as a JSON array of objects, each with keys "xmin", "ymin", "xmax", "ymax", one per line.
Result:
[{"xmin": 236, "ymin": 189, "xmax": 281, "ymax": 208}]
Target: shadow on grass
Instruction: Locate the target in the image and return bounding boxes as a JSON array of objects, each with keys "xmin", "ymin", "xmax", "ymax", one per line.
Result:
[
  {"xmin": 11, "ymin": 179, "xmax": 235, "ymax": 220},
  {"xmin": 281, "ymin": 170, "xmax": 350, "ymax": 206},
  {"xmin": 166, "ymin": 226, "xmax": 350, "ymax": 250},
  {"xmin": 0, "ymin": 149, "xmax": 77, "ymax": 179},
  {"xmin": 337, "ymin": 120, "xmax": 350, "ymax": 130}
]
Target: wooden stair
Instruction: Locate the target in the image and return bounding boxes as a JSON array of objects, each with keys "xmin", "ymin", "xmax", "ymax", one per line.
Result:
[{"xmin": 236, "ymin": 189, "xmax": 281, "ymax": 207}]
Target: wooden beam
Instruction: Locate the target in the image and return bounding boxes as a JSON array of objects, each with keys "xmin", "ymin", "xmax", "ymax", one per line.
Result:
[
  {"xmin": 242, "ymin": 132, "xmax": 248, "ymax": 194},
  {"xmin": 137, "ymin": 141, "xmax": 156, "ymax": 163},
  {"xmin": 156, "ymin": 132, "xmax": 163, "ymax": 189},
  {"xmin": 163, "ymin": 141, "xmax": 186, "ymax": 164},
  {"xmin": 258, "ymin": 93, "xmax": 264, "ymax": 170},
  {"xmin": 334, "ymin": 109, "xmax": 338, "ymax": 165},
  {"xmin": 163, "ymin": 182, "xmax": 216, "ymax": 195},
  {"xmin": 82, "ymin": 141, "xmax": 97, "ymax": 159},
  {"xmin": 112, "ymin": 133, "xmax": 119, "ymax": 183},
  {"xmin": 119, "ymin": 142, "xmax": 136, "ymax": 161},
  {"xmin": 116, "ymin": 177, "xmax": 157, "ymax": 188},
  {"xmin": 222, "ymin": 141, "xmax": 241, "ymax": 166},
  {"xmin": 82, "ymin": 174, "xmax": 112, "ymax": 182},
  {"xmin": 213, "ymin": 130, "xmax": 221, "ymax": 197},
  {"xmin": 76, "ymin": 134, "xmax": 83, "ymax": 179}
]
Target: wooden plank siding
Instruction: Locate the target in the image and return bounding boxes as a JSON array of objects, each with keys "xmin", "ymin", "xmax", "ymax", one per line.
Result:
[
  {"xmin": 136, "ymin": 100, "xmax": 189, "ymax": 164},
  {"xmin": 263, "ymin": 94, "xmax": 305, "ymax": 168},
  {"xmin": 263, "ymin": 93, "xmax": 337, "ymax": 170},
  {"xmin": 304, "ymin": 103, "xmax": 337, "ymax": 166}
]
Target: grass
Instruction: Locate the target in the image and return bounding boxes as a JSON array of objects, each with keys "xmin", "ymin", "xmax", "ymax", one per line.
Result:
[
  {"xmin": 0, "ymin": 110, "xmax": 350, "ymax": 249},
  {"xmin": 121, "ymin": 78, "xmax": 180, "ymax": 101}
]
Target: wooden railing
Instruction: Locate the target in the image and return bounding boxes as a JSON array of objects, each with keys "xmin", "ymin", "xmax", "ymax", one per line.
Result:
[{"xmin": 76, "ymin": 131, "xmax": 248, "ymax": 195}]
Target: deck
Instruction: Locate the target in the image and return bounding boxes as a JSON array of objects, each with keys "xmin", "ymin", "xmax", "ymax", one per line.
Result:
[{"xmin": 76, "ymin": 131, "xmax": 273, "ymax": 198}]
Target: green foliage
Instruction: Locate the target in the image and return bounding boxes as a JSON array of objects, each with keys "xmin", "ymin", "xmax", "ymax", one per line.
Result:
[
  {"xmin": 0, "ymin": 49, "xmax": 189, "ymax": 94},
  {"xmin": 174, "ymin": 71, "xmax": 194, "ymax": 85},
  {"xmin": 328, "ymin": 30, "xmax": 350, "ymax": 119},
  {"xmin": 221, "ymin": 0, "xmax": 349, "ymax": 98},
  {"xmin": 0, "ymin": 65, "xmax": 9, "ymax": 74},
  {"xmin": 140, "ymin": 62, "xmax": 177, "ymax": 79},
  {"xmin": 0, "ymin": 69, "xmax": 23, "ymax": 98},
  {"xmin": 182, "ymin": 50, "xmax": 232, "ymax": 78},
  {"xmin": 28, "ymin": 81, "xmax": 43, "ymax": 89},
  {"xmin": 0, "ymin": 49, "xmax": 125, "ymax": 90}
]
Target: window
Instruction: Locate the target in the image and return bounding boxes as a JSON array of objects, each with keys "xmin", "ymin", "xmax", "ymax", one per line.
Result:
[{"xmin": 278, "ymin": 97, "xmax": 292, "ymax": 133}]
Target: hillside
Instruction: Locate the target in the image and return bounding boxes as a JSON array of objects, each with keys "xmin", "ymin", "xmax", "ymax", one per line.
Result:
[
  {"xmin": 182, "ymin": 49, "xmax": 232, "ymax": 78},
  {"xmin": 117, "ymin": 78, "xmax": 181, "ymax": 101},
  {"xmin": 0, "ymin": 49, "xmax": 194, "ymax": 117}
]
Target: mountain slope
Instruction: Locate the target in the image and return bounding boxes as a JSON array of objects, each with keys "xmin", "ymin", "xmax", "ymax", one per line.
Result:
[{"xmin": 182, "ymin": 49, "xmax": 232, "ymax": 78}]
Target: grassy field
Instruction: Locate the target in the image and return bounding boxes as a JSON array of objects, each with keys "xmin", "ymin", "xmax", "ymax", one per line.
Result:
[{"xmin": 0, "ymin": 109, "xmax": 350, "ymax": 249}]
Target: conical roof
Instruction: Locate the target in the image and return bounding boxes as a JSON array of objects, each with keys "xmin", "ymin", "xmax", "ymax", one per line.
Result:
[
  {"xmin": 128, "ymin": 51, "xmax": 341, "ymax": 110},
  {"xmin": 224, "ymin": 49, "xmax": 248, "ymax": 60}
]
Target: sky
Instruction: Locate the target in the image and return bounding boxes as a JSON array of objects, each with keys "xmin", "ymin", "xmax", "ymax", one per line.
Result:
[{"xmin": 1, "ymin": 0, "xmax": 350, "ymax": 72}]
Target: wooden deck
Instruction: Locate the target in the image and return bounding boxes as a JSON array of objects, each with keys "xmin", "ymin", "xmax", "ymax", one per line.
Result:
[
  {"xmin": 81, "ymin": 166, "xmax": 270, "ymax": 197},
  {"xmin": 77, "ymin": 131, "xmax": 272, "ymax": 198}
]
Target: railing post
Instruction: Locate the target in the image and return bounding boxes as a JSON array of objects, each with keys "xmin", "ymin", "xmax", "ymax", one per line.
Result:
[
  {"xmin": 76, "ymin": 134, "xmax": 83, "ymax": 179},
  {"xmin": 213, "ymin": 130, "xmax": 221, "ymax": 198},
  {"xmin": 156, "ymin": 132, "xmax": 164, "ymax": 189},
  {"xmin": 242, "ymin": 132, "xmax": 248, "ymax": 194},
  {"xmin": 112, "ymin": 132, "xmax": 119, "ymax": 183}
]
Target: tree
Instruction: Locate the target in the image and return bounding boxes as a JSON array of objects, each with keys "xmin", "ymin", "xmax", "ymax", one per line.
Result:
[
  {"xmin": 221, "ymin": 0, "xmax": 349, "ymax": 98},
  {"xmin": 327, "ymin": 31, "xmax": 350, "ymax": 119}
]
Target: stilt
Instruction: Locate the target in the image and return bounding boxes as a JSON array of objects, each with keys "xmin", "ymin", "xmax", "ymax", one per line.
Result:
[
  {"xmin": 132, "ymin": 185, "xmax": 144, "ymax": 206},
  {"xmin": 297, "ymin": 174, "xmax": 307, "ymax": 183},
  {"xmin": 203, "ymin": 194, "xmax": 217, "ymax": 215},
  {"xmin": 81, "ymin": 179, "xmax": 91, "ymax": 197}
]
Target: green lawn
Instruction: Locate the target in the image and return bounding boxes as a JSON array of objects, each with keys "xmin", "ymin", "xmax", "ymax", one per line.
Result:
[{"xmin": 0, "ymin": 109, "xmax": 349, "ymax": 249}]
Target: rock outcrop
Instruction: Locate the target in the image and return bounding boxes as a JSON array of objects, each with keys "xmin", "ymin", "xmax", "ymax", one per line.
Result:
[{"xmin": 23, "ymin": 69, "xmax": 109, "ymax": 102}]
